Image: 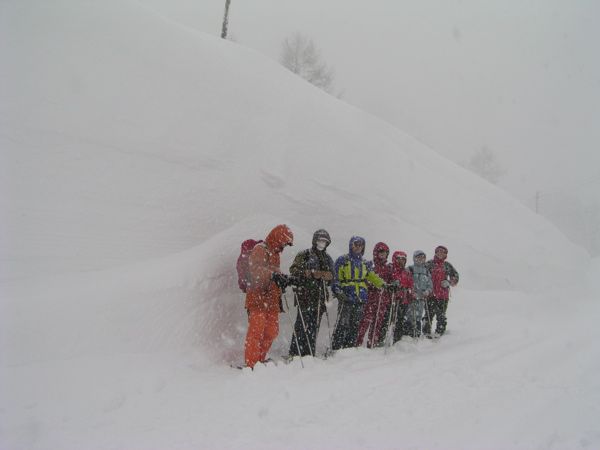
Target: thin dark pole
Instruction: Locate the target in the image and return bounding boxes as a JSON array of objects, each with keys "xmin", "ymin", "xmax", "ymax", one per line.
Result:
[{"xmin": 221, "ymin": 0, "xmax": 231, "ymax": 39}]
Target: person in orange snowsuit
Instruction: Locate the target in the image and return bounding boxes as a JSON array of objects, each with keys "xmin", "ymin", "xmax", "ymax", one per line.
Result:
[{"xmin": 244, "ymin": 224, "xmax": 294, "ymax": 368}]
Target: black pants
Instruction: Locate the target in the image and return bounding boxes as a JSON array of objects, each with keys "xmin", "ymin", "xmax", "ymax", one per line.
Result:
[
  {"xmin": 289, "ymin": 300, "xmax": 325, "ymax": 357},
  {"xmin": 423, "ymin": 299, "xmax": 449, "ymax": 335},
  {"xmin": 331, "ymin": 301, "xmax": 364, "ymax": 350},
  {"xmin": 391, "ymin": 302, "xmax": 409, "ymax": 344}
]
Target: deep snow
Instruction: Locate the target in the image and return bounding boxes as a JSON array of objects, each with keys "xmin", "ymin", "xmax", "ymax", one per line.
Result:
[
  {"xmin": 1, "ymin": 1, "xmax": 598, "ymax": 449},
  {"xmin": 3, "ymin": 275, "xmax": 600, "ymax": 449}
]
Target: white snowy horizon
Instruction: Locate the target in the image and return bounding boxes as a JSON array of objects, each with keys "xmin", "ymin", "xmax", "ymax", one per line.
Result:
[{"xmin": 1, "ymin": 1, "xmax": 599, "ymax": 449}]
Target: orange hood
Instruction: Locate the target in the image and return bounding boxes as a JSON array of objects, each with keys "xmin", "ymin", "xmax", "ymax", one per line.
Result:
[{"xmin": 265, "ymin": 224, "xmax": 294, "ymax": 253}]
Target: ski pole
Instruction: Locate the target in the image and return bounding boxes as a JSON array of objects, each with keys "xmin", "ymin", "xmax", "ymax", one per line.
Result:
[
  {"xmin": 394, "ymin": 295, "xmax": 401, "ymax": 340},
  {"xmin": 418, "ymin": 298, "xmax": 424, "ymax": 338},
  {"xmin": 424, "ymin": 296, "xmax": 432, "ymax": 337},
  {"xmin": 283, "ymin": 293, "xmax": 304, "ymax": 368},
  {"xmin": 394, "ymin": 294, "xmax": 402, "ymax": 340},
  {"xmin": 315, "ymin": 285, "xmax": 322, "ymax": 355},
  {"xmin": 370, "ymin": 289, "xmax": 384, "ymax": 348},
  {"xmin": 295, "ymin": 291, "xmax": 314, "ymax": 357},
  {"xmin": 319, "ymin": 280, "xmax": 333, "ymax": 357},
  {"xmin": 412, "ymin": 301, "xmax": 418, "ymax": 339},
  {"xmin": 322, "ymin": 280, "xmax": 333, "ymax": 354},
  {"xmin": 384, "ymin": 293, "xmax": 396, "ymax": 353},
  {"xmin": 384, "ymin": 296, "xmax": 393, "ymax": 351},
  {"xmin": 327, "ymin": 294, "xmax": 345, "ymax": 356}
]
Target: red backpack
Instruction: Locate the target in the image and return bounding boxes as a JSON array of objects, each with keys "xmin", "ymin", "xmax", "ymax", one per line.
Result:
[{"xmin": 236, "ymin": 239, "xmax": 263, "ymax": 293}]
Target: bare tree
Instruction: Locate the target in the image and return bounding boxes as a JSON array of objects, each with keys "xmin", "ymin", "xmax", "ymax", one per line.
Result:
[
  {"xmin": 466, "ymin": 146, "xmax": 506, "ymax": 184},
  {"xmin": 280, "ymin": 32, "xmax": 335, "ymax": 94}
]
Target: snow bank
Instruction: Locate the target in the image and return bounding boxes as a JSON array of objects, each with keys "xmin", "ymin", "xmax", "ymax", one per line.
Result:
[{"xmin": 0, "ymin": 214, "xmax": 297, "ymax": 366}]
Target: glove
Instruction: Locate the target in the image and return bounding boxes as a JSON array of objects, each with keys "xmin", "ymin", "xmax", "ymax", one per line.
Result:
[
  {"xmin": 385, "ymin": 280, "xmax": 400, "ymax": 293},
  {"xmin": 288, "ymin": 275, "xmax": 300, "ymax": 287},
  {"xmin": 315, "ymin": 271, "xmax": 333, "ymax": 281},
  {"xmin": 450, "ymin": 276, "xmax": 458, "ymax": 287},
  {"xmin": 319, "ymin": 271, "xmax": 333, "ymax": 281},
  {"xmin": 271, "ymin": 272, "xmax": 289, "ymax": 290},
  {"xmin": 441, "ymin": 280, "xmax": 450, "ymax": 289},
  {"xmin": 335, "ymin": 291, "xmax": 348, "ymax": 303}
]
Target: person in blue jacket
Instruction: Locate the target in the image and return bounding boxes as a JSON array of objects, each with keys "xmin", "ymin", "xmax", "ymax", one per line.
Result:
[{"xmin": 331, "ymin": 236, "xmax": 390, "ymax": 350}]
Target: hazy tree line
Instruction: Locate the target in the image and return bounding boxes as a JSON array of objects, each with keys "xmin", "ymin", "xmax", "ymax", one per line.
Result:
[
  {"xmin": 464, "ymin": 147, "xmax": 506, "ymax": 185},
  {"xmin": 279, "ymin": 32, "xmax": 337, "ymax": 96}
]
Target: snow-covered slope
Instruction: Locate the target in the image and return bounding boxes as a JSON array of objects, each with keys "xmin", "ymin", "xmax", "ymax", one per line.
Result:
[
  {"xmin": 1, "ymin": 1, "xmax": 599, "ymax": 449},
  {"xmin": 1, "ymin": 0, "xmax": 584, "ymax": 284}
]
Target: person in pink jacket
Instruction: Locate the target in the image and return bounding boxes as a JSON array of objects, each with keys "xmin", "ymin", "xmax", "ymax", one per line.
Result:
[
  {"xmin": 389, "ymin": 251, "xmax": 414, "ymax": 343},
  {"xmin": 356, "ymin": 242, "xmax": 393, "ymax": 348}
]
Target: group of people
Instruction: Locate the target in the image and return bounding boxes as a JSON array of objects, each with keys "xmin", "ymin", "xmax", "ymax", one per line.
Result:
[{"xmin": 238, "ymin": 224, "xmax": 459, "ymax": 369}]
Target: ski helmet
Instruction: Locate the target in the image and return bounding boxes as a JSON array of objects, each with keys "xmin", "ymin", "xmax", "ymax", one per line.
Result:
[
  {"xmin": 413, "ymin": 250, "xmax": 426, "ymax": 260},
  {"xmin": 312, "ymin": 229, "xmax": 331, "ymax": 248}
]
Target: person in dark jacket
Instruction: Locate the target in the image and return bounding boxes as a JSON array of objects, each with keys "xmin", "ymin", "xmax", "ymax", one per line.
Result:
[
  {"xmin": 423, "ymin": 245, "xmax": 459, "ymax": 337},
  {"xmin": 288, "ymin": 229, "xmax": 335, "ymax": 358},
  {"xmin": 356, "ymin": 242, "xmax": 393, "ymax": 348},
  {"xmin": 331, "ymin": 236, "xmax": 388, "ymax": 350}
]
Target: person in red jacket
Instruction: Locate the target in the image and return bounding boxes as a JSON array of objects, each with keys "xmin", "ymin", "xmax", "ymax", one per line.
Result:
[
  {"xmin": 244, "ymin": 224, "xmax": 294, "ymax": 368},
  {"xmin": 389, "ymin": 251, "xmax": 414, "ymax": 343},
  {"xmin": 356, "ymin": 242, "xmax": 393, "ymax": 348},
  {"xmin": 424, "ymin": 245, "xmax": 459, "ymax": 337}
]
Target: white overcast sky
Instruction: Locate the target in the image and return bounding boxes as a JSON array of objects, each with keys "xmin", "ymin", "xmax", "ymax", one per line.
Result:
[{"xmin": 140, "ymin": 0, "xmax": 600, "ymax": 209}]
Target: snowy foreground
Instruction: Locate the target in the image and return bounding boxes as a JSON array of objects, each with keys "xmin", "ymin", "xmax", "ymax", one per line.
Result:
[{"xmin": 2, "ymin": 258, "xmax": 599, "ymax": 450}]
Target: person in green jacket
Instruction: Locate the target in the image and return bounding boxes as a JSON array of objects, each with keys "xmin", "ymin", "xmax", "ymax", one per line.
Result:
[{"xmin": 288, "ymin": 229, "xmax": 335, "ymax": 358}]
